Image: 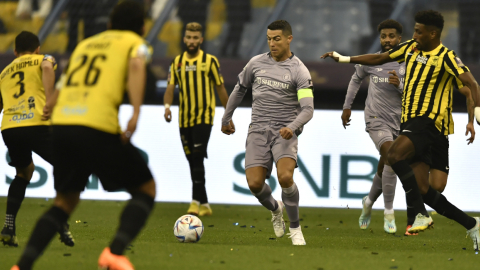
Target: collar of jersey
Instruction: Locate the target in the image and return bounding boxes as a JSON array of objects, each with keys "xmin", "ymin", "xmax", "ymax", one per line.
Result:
[
  {"xmin": 420, "ymin": 43, "xmax": 443, "ymax": 55},
  {"xmin": 184, "ymin": 50, "xmax": 203, "ymax": 61},
  {"xmin": 267, "ymin": 51, "xmax": 295, "ymax": 62}
]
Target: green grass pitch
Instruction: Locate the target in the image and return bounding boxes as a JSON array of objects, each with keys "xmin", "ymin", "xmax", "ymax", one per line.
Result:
[{"xmin": 0, "ymin": 197, "xmax": 479, "ymax": 270}]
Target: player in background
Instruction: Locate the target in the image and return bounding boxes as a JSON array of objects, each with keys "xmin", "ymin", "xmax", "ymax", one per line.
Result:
[
  {"xmin": 164, "ymin": 22, "xmax": 232, "ymax": 217},
  {"xmin": 0, "ymin": 31, "xmax": 74, "ymax": 248},
  {"xmin": 221, "ymin": 20, "xmax": 314, "ymax": 245},
  {"xmin": 342, "ymin": 19, "xmax": 405, "ymax": 234},
  {"xmin": 11, "ymin": 1, "xmax": 155, "ymax": 269},
  {"xmin": 322, "ymin": 10, "xmax": 480, "ymax": 250}
]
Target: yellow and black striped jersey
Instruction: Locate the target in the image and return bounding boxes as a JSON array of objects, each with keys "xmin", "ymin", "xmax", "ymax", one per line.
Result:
[
  {"xmin": 0, "ymin": 54, "xmax": 57, "ymax": 131},
  {"xmin": 440, "ymin": 78, "xmax": 465, "ymax": 135},
  {"xmin": 389, "ymin": 39, "xmax": 469, "ymax": 132},
  {"xmin": 52, "ymin": 30, "xmax": 152, "ymax": 134},
  {"xmin": 168, "ymin": 50, "xmax": 224, "ymax": 128}
]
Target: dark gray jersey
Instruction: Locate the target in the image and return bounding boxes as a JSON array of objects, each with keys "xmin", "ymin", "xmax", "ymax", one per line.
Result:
[{"xmin": 343, "ymin": 59, "xmax": 405, "ymax": 130}]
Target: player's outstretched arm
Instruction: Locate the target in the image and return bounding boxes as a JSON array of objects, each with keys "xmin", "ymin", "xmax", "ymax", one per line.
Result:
[
  {"xmin": 321, "ymin": 51, "xmax": 393, "ymax": 66},
  {"xmin": 123, "ymin": 56, "xmax": 146, "ymax": 143},
  {"xmin": 458, "ymin": 72, "xmax": 480, "ymax": 125},
  {"xmin": 163, "ymin": 84, "xmax": 175, "ymax": 122},
  {"xmin": 458, "ymin": 85, "xmax": 476, "ymax": 144}
]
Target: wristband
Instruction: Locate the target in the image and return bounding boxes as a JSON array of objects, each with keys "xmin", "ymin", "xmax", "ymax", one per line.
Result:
[
  {"xmin": 333, "ymin": 51, "xmax": 351, "ymax": 63},
  {"xmin": 475, "ymin": 107, "xmax": 480, "ymax": 123},
  {"xmin": 164, "ymin": 103, "xmax": 171, "ymax": 109}
]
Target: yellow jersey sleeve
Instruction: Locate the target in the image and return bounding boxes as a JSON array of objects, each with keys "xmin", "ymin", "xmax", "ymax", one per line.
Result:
[
  {"xmin": 389, "ymin": 39, "xmax": 415, "ymax": 63},
  {"xmin": 209, "ymin": 56, "xmax": 224, "ymax": 85},
  {"xmin": 43, "ymin": 54, "xmax": 57, "ymax": 70},
  {"xmin": 454, "ymin": 77, "xmax": 464, "ymax": 89},
  {"xmin": 444, "ymin": 51, "xmax": 470, "ymax": 78},
  {"xmin": 168, "ymin": 59, "xmax": 176, "ymax": 86}
]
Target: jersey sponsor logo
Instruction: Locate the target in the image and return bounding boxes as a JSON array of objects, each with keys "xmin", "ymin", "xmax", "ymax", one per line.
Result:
[
  {"xmin": 255, "ymin": 77, "xmax": 290, "ymax": 89},
  {"xmin": 416, "ymin": 55, "xmax": 428, "ymax": 65},
  {"xmin": 185, "ymin": 65, "xmax": 197, "ymax": 72},
  {"xmin": 376, "ymin": 68, "xmax": 383, "ymax": 72},
  {"xmin": 61, "ymin": 105, "xmax": 88, "ymax": 115},
  {"xmin": 10, "ymin": 112, "xmax": 34, "ymax": 122},
  {"xmin": 399, "ymin": 67, "xmax": 405, "ymax": 75},
  {"xmin": 28, "ymin": 96, "xmax": 35, "ymax": 110}
]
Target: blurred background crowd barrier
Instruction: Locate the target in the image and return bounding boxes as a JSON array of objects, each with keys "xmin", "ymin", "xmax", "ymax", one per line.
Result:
[{"xmin": 0, "ymin": 0, "xmax": 478, "ymax": 110}]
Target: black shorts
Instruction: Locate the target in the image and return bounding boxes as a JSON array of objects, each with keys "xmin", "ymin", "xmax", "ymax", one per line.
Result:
[
  {"xmin": 400, "ymin": 116, "xmax": 441, "ymax": 166},
  {"xmin": 1, "ymin": 125, "xmax": 54, "ymax": 167},
  {"xmin": 52, "ymin": 125, "xmax": 153, "ymax": 193},
  {"xmin": 431, "ymin": 135, "xmax": 449, "ymax": 174},
  {"xmin": 179, "ymin": 124, "xmax": 212, "ymax": 158}
]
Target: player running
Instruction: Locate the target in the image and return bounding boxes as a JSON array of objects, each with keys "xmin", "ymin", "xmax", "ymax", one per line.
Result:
[
  {"xmin": 221, "ymin": 20, "xmax": 314, "ymax": 245},
  {"xmin": 342, "ymin": 19, "xmax": 405, "ymax": 234},
  {"xmin": 0, "ymin": 31, "xmax": 74, "ymax": 247},
  {"xmin": 322, "ymin": 10, "xmax": 480, "ymax": 251},
  {"xmin": 11, "ymin": 1, "xmax": 155, "ymax": 269}
]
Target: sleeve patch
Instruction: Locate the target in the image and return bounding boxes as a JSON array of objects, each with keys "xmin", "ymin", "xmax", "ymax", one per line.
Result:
[{"xmin": 455, "ymin": 57, "xmax": 465, "ymax": 67}]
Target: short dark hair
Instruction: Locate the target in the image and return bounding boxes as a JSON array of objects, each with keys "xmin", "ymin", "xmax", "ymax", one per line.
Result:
[
  {"xmin": 415, "ymin": 10, "xmax": 444, "ymax": 31},
  {"xmin": 186, "ymin": 22, "xmax": 203, "ymax": 33},
  {"xmin": 15, "ymin": 31, "xmax": 40, "ymax": 53},
  {"xmin": 110, "ymin": 0, "xmax": 144, "ymax": 35},
  {"xmin": 267, "ymin": 20, "xmax": 292, "ymax": 36},
  {"xmin": 377, "ymin": 19, "xmax": 403, "ymax": 35}
]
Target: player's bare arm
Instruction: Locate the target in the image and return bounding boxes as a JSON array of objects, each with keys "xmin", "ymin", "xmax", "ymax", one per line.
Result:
[
  {"xmin": 163, "ymin": 84, "xmax": 175, "ymax": 122},
  {"xmin": 320, "ymin": 51, "xmax": 393, "ymax": 66},
  {"xmin": 458, "ymin": 72, "xmax": 480, "ymax": 124},
  {"xmin": 458, "ymin": 85, "xmax": 476, "ymax": 144},
  {"xmin": 123, "ymin": 56, "xmax": 146, "ymax": 143},
  {"xmin": 216, "ymin": 83, "xmax": 235, "ymax": 130},
  {"xmin": 41, "ymin": 60, "xmax": 55, "ymax": 120}
]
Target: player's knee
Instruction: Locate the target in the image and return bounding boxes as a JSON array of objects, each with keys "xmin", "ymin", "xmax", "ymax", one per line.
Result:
[
  {"xmin": 16, "ymin": 162, "xmax": 35, "ymax": 181},
  {"xmin": 248, "ymin": 181, "xmax": 263, "ymax": 194},
  {"xmin": 418, "ymin": 182, "xmax": 430, "ymax": 195},
  {"xmin": 277, "ymin": 171, "xmax": 293, "ymax": 188},
  {"xmin": 386, "ymin": 148, "xmax": 403, "ymax": 166},
  {"xmin": 431, "ymin": 181, "xmax": 446, "ymax": 193},
  {"xmin": 135, "ymin": 179, "xmax": 156, "ymax": 199}
]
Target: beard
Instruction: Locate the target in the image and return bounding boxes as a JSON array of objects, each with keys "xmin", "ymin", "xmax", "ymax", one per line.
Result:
[
  {"xmin": 381, "ymin": 44, "xmax": 393, "ymax": 52},
  {"xmin": 186, "ymin": 44, "xmax": 200, "ymax": 54}
]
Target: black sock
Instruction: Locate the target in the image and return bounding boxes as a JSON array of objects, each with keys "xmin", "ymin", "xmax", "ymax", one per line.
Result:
[
  {"xmin": 190, "ymin": 154, "xmax": 208, "ymax": 204},
  {"xmin": 17, "ymin": 206, "xmax": 69, "ymax": 270},
  {"xmin": 391, "ymin": 161, "xmax": 429, "ymax": 217},
  {"xmin": 406, "ymin": 196, "xmax": 416, "ymax": 226},
  {"xmin": 5, "ymin": 176, "xmax": 29, "ymax": 232},
  {"xmin": 110, "ymin": 192, "xmax": 154, "ymax": 255},
  {"xmin": 422, "ymin": 186, "xmax": 476, "ymax": 230}
]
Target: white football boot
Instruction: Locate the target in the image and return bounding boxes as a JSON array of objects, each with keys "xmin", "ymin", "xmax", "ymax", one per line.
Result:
[
  {"xmin": 271, "ymin": 200, "xmax": 286, "ymax": 238},
  {"xmin": 287, "ymin": 227, "xmax": 306, "ymax": 245},
  {"xmin": 359, "ymin": 196, "xmax": 372, "ymax": 229},
  {"xmin": 466, "ymin": 217, "xmax": 480, "ymax": 251}
]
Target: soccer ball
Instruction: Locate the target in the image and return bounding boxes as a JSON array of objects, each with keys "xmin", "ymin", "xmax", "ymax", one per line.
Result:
[{"xmin": 173, "ymin": 214, "xmax": 204, "ymax": 243}]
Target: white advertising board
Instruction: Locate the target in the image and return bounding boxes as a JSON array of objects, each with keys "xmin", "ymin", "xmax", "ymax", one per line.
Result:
[{"xmin": 0, "ymin": 105, "xmax": 479, "ymax": 211}]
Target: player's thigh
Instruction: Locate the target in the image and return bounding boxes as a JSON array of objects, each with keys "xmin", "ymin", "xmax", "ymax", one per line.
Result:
[
  {"xmin": 367, "ymin": 121, "xmax": 395, "ymax": 154},
  {"xmin": 92, "ymin": 134, "xmax": 153, "ymax": 192},
  {"xmin": 179, "ymin": 127, "xmax": 194, "ymax": 157},
  {"xmin": 2, "ymin": 127, "xmax": 33, "ymax": 168},
  {"xmin": 52, "ymin": 126, "xmax": 93, "ymax": 193},
  {"xmin": 396, "ymin": 117, "xmax": 438, "ymax": 160},
  {"xmin": 30, "ymin": 126, "xmax": 55, "ymax": 165},
  {"xmin": 245, "ymin": 130, "xmax": 274, "ymax": 179},
  {"xmin": 191, "ymin": 124, "xmax": 212, "ymax": 158}
]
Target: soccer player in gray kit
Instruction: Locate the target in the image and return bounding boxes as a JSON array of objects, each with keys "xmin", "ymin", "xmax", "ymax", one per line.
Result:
[
  {"xmin": 341, "ymin": 19, "xmax": 405, "ymax": 234},
  {"xmin": 221, "ymin": 20, "xmax": 314, "ymax": 245}
]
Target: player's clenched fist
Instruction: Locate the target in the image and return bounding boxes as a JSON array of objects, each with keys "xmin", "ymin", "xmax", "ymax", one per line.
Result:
[
  {"xmin": 221, "ymin": 120, "xmax": 236, "ymax": 135},
  {"xmin": 388, "ymin": 70, "xmax": 400, "ymax": 88},
  {"xmin": 279, "ymin": 127, "xmax": 294, "ymax": 140}
]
